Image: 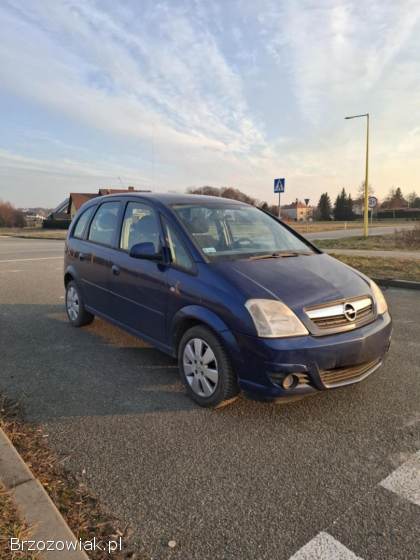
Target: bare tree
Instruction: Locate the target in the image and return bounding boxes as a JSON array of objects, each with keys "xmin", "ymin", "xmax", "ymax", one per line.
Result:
[
  {"xmin": 356, "ymin": 181, "xmax": 375, "ymax": 201},
  {"xmin": 187, "ymin": 186, "xmax": 257, "ymax": 206},
  {"xmin": 0, "ymin": 200, "xmax": 26, "ymax": 228}
]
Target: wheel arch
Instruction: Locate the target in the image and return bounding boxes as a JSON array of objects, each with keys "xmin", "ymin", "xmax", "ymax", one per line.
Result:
[
  {"xmin": 171, "ymin": 306, "xmax": 242, "ymax": 365},
  {"xmin": 64, "ymin": 265, "xmax": 80, "ymax": 287}
]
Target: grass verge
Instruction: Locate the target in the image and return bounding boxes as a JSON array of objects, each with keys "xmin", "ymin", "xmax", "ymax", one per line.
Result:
[
  {"xmin": 290, "ymin": 220, "xmax": 411, "ymax": 234},
  {"xmin": 0, "ymin": 221, "xmax": 413, "ymax": 239},
  {"xmin": 0, "ymin": 396, "xmax": 134, "ymax": 559},
  {"xmin": 314, "ymin": 225, "xmax": 420, "ymax": 251},
  {"xmin": 0, "ymin": 228, "xmax": 67, "ymax": 240},
  {"xmin": 332, "ymin": 254, "xmax": 420, "ymax": 282}
]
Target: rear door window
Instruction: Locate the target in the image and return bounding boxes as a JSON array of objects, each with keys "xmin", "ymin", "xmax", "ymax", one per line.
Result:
[{"xmin": 88, "ymin": 202, "xmax": 120, "ymax": 247}]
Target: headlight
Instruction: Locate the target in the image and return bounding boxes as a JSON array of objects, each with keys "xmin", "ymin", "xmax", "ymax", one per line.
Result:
[
  {"xmin": 370, "ymin": 280, "xmax": 388, "ymax": 315},
  {"xmin": 245, "ymin": 299, "xmax": 308, "ymax": 338}
]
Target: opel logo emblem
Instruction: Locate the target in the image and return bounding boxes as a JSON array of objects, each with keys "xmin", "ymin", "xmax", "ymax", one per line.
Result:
[{"xmin": 343, "ymin": 302, "xmax": 357, "ymax": 322}]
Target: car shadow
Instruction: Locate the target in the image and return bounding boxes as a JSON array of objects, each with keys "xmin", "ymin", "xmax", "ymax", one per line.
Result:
[
  {"xmin": 0, "ymin": 299, "xmax": 413, "ymax": 433},
  {"xmin": 0, "ymin": 303, "xmax": 200, "ymax": 421}
]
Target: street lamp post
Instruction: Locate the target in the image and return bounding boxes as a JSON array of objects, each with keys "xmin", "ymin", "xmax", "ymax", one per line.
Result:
[{"xmin": 345, "ymin": 113, "xmax": 370, "ymax": 237}]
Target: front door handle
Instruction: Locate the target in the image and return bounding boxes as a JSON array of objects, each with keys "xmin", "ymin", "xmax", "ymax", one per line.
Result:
[
  {"xmin": 79, "ymin": 252, "xmax": 85, "ymax": 261},
  {"xmin": 111, "ymin": 264, "xmax": 120, "ymax": 276}
]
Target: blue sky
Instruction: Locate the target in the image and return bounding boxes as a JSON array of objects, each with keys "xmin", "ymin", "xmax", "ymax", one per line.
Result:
[{"xmin": 1, "ymin": 0, "xmax": 419, "ymax": 207}]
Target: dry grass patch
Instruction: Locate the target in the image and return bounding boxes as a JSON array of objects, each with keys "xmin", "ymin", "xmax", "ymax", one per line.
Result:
[
  {"xmin": 290, "ymin": 220, "xmax": 409, "ymax": 234},
  {"xmin": 314, "ymin": 224, "xmax": 420, "ymax": 251},
  {"xmin": 0, "ymin": 228, "xmax": 67, "ymax": 240},
  {"xmin": 0, "ymin": 485, "xmax": 38, "ymax": 560},
  {"xmin": 332, "ymin": 254, "xmax": 420, "ymax": 282},
  {"xmin": 0, "ymin": 396, "xmax": 135, "ymax": 559}
]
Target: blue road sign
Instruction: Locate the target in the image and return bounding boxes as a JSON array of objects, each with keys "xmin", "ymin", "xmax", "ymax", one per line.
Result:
[{"xmin": 274, "ymin": 178, "xmax": 285, "ymax": 193}]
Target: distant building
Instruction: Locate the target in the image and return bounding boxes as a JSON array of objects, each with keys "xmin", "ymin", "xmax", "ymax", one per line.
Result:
[
  {"xmin": 68, "ymin": 187, "xmax": 144, "ymax": 217},
  {"xmin": 68, "ymin": 193, "xmax": 98, "ymax": 218},
  {"xmin": 23, "ymin": 213, "xmax": 46, "ymax": 227},
  {"xmin": 352, "ymin": 199, "xmax": 364, "ymax": 216},
  {"xmin": 45, "ymin": 198, "xmax": 72, "ymax": 226},
  {"xmin": 45, "ymin": 186, "xmax": 150, "ymax": 228},
  {"xmin": 281, "ymin": 200, "xmax": 314, "ymax": 221}
]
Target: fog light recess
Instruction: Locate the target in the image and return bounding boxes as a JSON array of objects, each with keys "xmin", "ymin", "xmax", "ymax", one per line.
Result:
[{"xmin": 281, "ymin": 374, "xmax": 298, "ymax": 390}]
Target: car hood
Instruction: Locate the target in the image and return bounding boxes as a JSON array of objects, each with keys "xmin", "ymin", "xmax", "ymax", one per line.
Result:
[{"xmin": 211, "ymin": 253, "xmax": 372, "ymax": 313}]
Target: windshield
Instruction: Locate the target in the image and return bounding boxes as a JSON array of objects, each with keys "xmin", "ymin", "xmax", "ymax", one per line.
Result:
[{"xmin": 172, "ymin": 203, "xmax": 315, "ymax": 260}]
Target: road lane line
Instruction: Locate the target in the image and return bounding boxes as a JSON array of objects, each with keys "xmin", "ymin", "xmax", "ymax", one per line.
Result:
[
  {"xmin": 380, "ymin": 450, "xmax": 420, "ymax": 506},
  {"xmin": 289, "ymin": 532, "xmax": 363, "ymax": 559},
  {"xmin": 0, "ymin": 257, "xmax": 63, "ymax": 263}
]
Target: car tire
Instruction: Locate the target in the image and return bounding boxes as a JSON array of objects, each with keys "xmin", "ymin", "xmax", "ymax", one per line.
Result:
[
  {"xmin": 178, "ymin": 325, "xmax": 239, "ymax": 408},
  {"xmin": 65, "ymin": 280, "xmax": 94, "ymax": 327}
]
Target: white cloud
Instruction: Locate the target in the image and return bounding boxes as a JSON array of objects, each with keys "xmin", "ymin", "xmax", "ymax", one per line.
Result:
[
  {"xmin": 0, "ymin": 0, "xmax": 265, "ymax": 155},
  {"xmin": 0, "ymin": 149, "xmax": 148, "ymax": 181},
  {"xmin": 0, "ymin": 0, "xmax": 420, "ymax": 206},
  {"xmin": 262, "ymin": 0, "xmax": 420, "ymax": 123},
  {"xmin": 0, "ymin": 148, "xmax": 155, "ymax": 206}
]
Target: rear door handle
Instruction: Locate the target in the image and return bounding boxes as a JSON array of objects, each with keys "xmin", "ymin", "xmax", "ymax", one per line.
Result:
[{"xmin": 112, "ymin": 264, "xmax": 120, "ymax": 276}]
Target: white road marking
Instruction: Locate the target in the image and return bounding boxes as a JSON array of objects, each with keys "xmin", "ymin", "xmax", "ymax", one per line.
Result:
[
  {"xmin": 290, "ymin": 532, "xmax": 363, "ymax": 559},
  {"xmin": 380, "ymin": 450, "xmax": 420, "ymax": 506},
  {"xmin": 0, "ymin": 256, "xmax": 63, "ymax": 263},
  {"xmin": 0, "ymin": 269, "xmax": 22, "ymax": 273}
]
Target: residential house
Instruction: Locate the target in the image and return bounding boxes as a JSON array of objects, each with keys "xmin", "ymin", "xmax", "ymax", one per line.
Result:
[
  {"xmin": 45, "ymin": 186, "xmax": 149, "ymax": 228},
  {"xmin": 281, "ymin": 200, "xmax": 314, "ymax": 221}
]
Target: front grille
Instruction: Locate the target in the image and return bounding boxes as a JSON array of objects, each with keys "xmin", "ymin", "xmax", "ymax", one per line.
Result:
[
  {"xmin": 305, "ymin": 296, "xmax": 375, "ymax": 335},
  {"xmin": 319, "ymin": 359, "xmax": 380, "ymax": 388}
]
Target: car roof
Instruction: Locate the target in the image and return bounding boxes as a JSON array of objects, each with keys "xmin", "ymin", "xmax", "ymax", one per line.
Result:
[{"xmin": 92, "ymin": 192, "xmax": 247, "ymax": 207}]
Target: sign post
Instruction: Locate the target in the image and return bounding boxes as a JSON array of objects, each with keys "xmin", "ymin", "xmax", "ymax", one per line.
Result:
[
  {"xmin": 304, "ymin": 198, "xmax": 310, "ymax": 232},
  {"xmin": 274, "ymin": 178, "xmax": 285, "ymax": 218}
]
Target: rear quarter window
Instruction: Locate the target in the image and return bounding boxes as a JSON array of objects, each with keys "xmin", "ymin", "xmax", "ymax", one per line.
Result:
[{"xmin": 72, "ymin": 206, "xmax": 95, "ymax": 239}]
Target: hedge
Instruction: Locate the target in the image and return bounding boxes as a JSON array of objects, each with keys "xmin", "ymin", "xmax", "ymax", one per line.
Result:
[{"xmin": 42, "ymin": 219, "xmax": 70, "ymax": 229}]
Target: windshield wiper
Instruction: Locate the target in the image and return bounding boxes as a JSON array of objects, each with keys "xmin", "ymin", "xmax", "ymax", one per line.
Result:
[{"xmin": 248, "ymin": 251, "xmax": 305, "ymax": 260}]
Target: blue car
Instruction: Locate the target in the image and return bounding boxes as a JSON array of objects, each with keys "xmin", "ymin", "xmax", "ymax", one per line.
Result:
[{"xmin": 64, "ymin": 193, "xmax": 392, "ymax": 407}]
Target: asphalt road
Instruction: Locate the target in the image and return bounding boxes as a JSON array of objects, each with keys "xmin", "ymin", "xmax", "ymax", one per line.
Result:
[
  {"xmin": 324, "ymin": 248, "xmax": 420, "ymax": 260},
  {"xmin": 0, "ymin": 237, "xmax": 419, "ymax": 560},
  {"xmin": 306, "ymin": 223, "xmax": 414, "ymax": 240}
]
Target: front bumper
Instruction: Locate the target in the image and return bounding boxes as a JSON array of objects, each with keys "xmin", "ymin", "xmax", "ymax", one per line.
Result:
[{"xmin": 234, "ymin": 312, "xmax": 392, "ymax": 400}]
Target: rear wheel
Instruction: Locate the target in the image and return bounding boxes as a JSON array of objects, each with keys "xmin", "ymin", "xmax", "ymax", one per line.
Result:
[
  {"xmin": 65, "ymin": 280, "xmax": 94, "ymax": 327},
  {"xmin": 178, "ymin": 325, "xmax": 239, "ymax": 408}
]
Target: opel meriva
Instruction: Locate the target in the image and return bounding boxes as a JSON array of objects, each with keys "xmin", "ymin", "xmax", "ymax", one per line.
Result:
[{"xmin": 64, "ymin": 193, "xmax": 392, "ymax": 407}]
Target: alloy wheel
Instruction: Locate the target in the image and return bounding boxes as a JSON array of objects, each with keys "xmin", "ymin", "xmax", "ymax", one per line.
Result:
[
  {"xmin": 183, "ymin": 338, "xmax": 219, "ymax": 397},
  {"xmin": 66, "ymin": 285, "xmax": 80, "ymax": 321}
]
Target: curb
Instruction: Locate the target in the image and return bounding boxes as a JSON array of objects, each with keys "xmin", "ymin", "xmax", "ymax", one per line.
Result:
[
  {"xmin": 0, "ymin": 428, "xmax": 89, "ymax": 559},
  {"xmin": 0, "ymin": 234, "xmax": 65, "ymax": 241},
  {"xmin": 373, "ymin": 278, "xmax": 420, "ymax": 290}
]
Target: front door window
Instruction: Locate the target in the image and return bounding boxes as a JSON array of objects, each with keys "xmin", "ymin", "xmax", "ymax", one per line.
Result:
[{"xmin": 120, "ymin": 202, "xmax": 161, "ymax": 252}]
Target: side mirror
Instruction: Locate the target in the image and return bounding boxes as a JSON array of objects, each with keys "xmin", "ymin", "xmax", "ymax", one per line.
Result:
[{"xmin": 129, "ymin": 242, "xmax": 161, "ymax": 261}]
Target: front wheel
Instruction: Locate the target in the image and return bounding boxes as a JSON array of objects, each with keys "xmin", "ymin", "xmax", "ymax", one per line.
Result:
[
  {"xmin": 65, "ymin": 280, "xmax": 94, "ymax": 327},
  {"xmin": 178, "ymin": 326, "xmax": 239, "ymax": 408}
]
